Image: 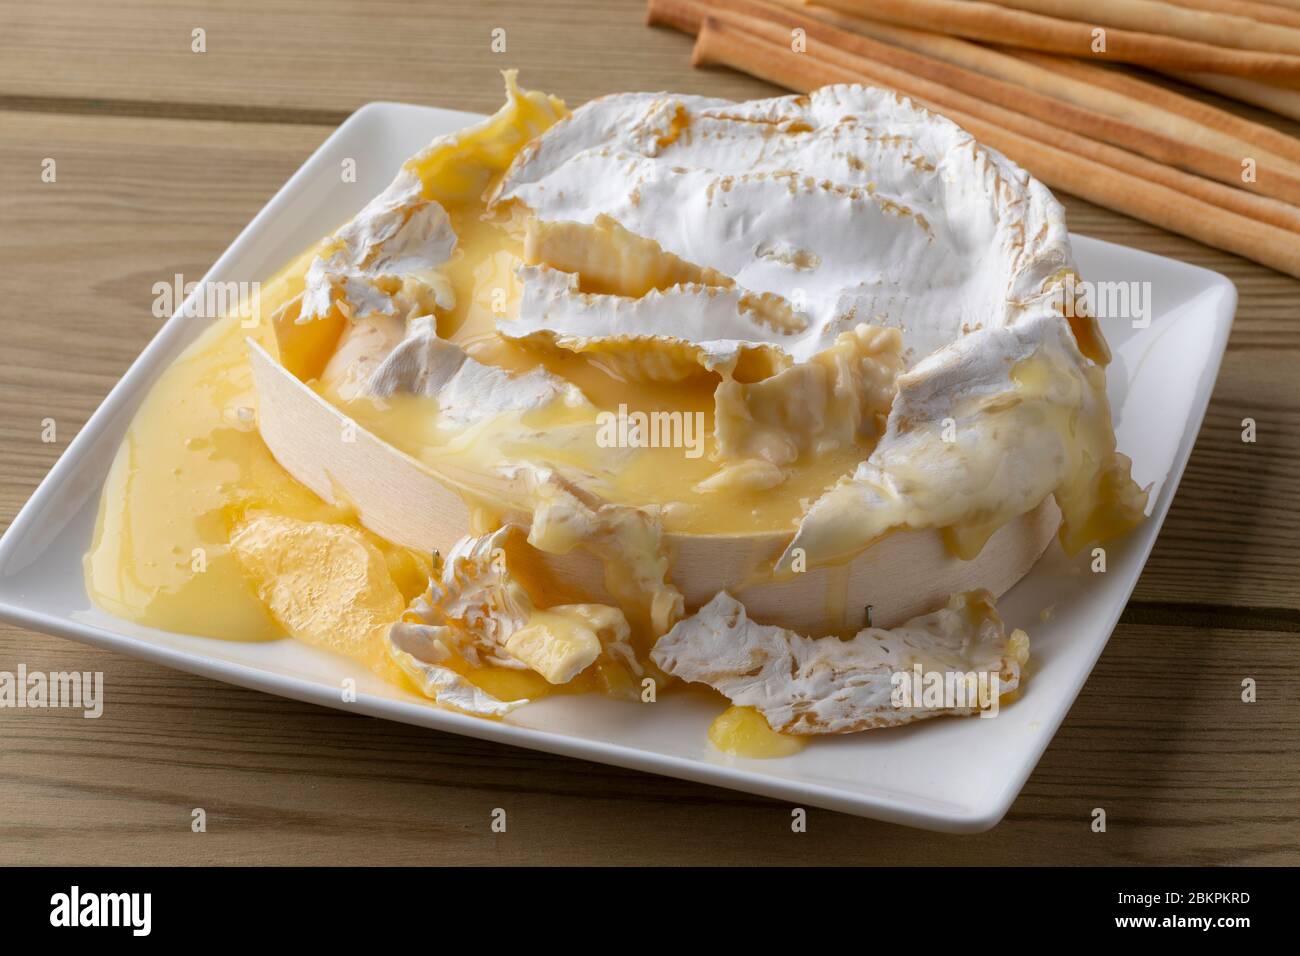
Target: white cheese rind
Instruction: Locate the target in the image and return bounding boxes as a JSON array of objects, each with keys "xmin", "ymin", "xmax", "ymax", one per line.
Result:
[
  {"xmin": 390, "ymin": 527, "xmax": 533, "ymax": 672},
  {"xmin": 302, "ymin": 170, "xmax": 457, "ymax": 323},
  {"xmin": 507, "ymin": 264, "xmax": 803, "ymax": 378},
  {"xmin": 775, "ymin": 310, "xmax": 1140, "ymax": 570},
  {"xmin": 494, "ymin": 85, "xmax": 1073, "ymax": 367},
  {"xmin": 488, "ymin": 84, "xmax": 1147, "ymax": 551},
  {"xmin": 386, "ymin": 624, "xmax": 527, "ymax": 718},
  {"xmin": 651, "ymin": 590, "xmax": 1026, "ymax": 734},
  {"xmin": 389, "ymin": 525, "xmax": 637, "ymax": 688},
  {"xmin": 367, "ymin": 316, "xmax": 591, "ymax": 428}
]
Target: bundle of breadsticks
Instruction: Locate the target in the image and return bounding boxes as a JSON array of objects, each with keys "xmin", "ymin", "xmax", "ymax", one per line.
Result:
[{"xmin": 647, "ymin": 0, "xmax": 1300, "ymax": 277}]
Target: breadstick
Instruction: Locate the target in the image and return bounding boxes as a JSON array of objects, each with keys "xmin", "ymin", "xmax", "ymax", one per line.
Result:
[
  {"xmin": 1161, "ymin": 0, "xmax": 1300, "ymax": 30},
  {"xmin": 691, "ymin": 15, "xmax": 1300, "ymax": 275},
  {"xmin": 793, "ymin": 0, "xmax": 1300, "ymax": 171},
  {"xmin": 1006, "ymin": 48, "xmax": 1300, "ymax": 170},
  {"xmin": 813, "ymin": 0, "xmax": 1300, "ymax": 79},
  {"xmin": 649, "ymin": 0, "xmax": 723, "ymax": 30},
  {"xmin": 986, "ymin": 0, "xmax": 1300, "ymax": 55},
  {"xmin": 1173, "ymin": 71, "xmax": 1300, "ymax": 120},
  {"xmin": 679, "ymin": 0, "xmax": 1300, "ymax": 202},
  {"xmin": 1234, "ymin": 0, "xmax": 1300, "ymax": 10}
]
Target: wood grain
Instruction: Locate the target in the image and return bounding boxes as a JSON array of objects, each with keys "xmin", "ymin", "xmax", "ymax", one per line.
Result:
[
  {"xmin": 1, "ymin": 619, "xmax": 1293, "ymax": 864},
  {"xmin": 0, "ymin": 0, "xmax": 777, "ymax": 117},
  {"xmin": 0, "ymin": 0, "xmax": 1297, "ymax": 863}
]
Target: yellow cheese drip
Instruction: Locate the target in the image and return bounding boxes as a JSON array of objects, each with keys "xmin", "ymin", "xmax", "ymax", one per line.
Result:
[
  {"xmin": 708, "ymin": 706, "xmax": 807, "ymax": 758},
  {"xmin": 82, "ymin": 249, "xmax": 361, "ymax": 643}
]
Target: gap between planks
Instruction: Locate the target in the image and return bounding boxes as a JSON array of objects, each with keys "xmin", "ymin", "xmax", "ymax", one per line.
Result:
[
  {"xmin": 1121, "ymin": 600, "xmax": 1300, "ymax": 632},
  {"xmin": 0, "ymin": 94, "xmax": 348, "ymax": 127}
]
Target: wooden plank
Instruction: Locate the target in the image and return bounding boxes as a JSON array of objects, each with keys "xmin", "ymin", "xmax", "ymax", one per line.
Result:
[
  {"xmin": 1, "ymin": 618, "xmax": 1294, "ymax": 864},
  {"xmin": 0, "ymin": 0, "xmax": 778, "ymax": 116},
  {"xmin": 0, "ymin": 110, "xmax": 326, "ymax": 519},
  {"xmin": 1136, "ymin": 357, "xmax": 1300, "ymax": 611},
  {"xmin": 5, "ymin": 0, "xmax": 1299, "ymax": 144}
]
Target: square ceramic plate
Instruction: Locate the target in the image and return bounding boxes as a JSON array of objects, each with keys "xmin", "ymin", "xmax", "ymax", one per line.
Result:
[{"xmin": 0, "ymin": 103, "xmax": 1235, "ymax": 832}]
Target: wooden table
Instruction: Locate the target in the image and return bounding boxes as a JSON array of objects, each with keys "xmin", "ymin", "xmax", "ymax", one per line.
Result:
[{"xmin": 1, "ymin": 0, "xmax": 1296, "ymax": 865}]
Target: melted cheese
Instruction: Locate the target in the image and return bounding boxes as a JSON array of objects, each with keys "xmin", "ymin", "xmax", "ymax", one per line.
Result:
[
  {"xmin": 228, "ymin": 514, "xmax": 409, "ymax": 678},
  {"xmin": 709, "ymin": 705, "xmax": 808, "ymax": 758},
  {"xmin": 316, "ymin": 206, "xmax": 878, "ymax": 538},
  {"xmin": 85, "ymin": 76, "xmax": 1146, "ymax": 733},
  {"xmin": 82, "ymin": 249, "xmax": 433, "ymax": 644},
  {"xmin": 388, "ymin": 524, "xmax": 640, "ymax": 687},
  {"xmin": 775, "ymin": 314, "xmax": 1147, "ymax": 571}
]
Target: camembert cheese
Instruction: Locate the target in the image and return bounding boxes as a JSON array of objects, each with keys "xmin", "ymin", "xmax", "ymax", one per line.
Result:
[{"xmin": 86, "ymin": 73, "xmax": 1147, "ymax": 752}]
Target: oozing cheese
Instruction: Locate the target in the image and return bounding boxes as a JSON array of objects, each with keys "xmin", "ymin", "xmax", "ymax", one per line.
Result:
[
  {"xmin": 85, "ymin": 74, "xmax": 1146, "ymax": 734},
  {"xmin": 387, "ymin": 525, "xmax": 641, "ymax": 713},
  {"xmin": 82, "ymin": 250, "xmax": 435, "ymax": 646},
  {"xmin": 709, "ymin": 705, "xmax": 808, "ymax": 758}
]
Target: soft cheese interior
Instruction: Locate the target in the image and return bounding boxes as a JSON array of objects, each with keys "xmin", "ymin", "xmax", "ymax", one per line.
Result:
[{"xmin": 87, "ymin": 74, "xmax": 1148, "ymax": 741}]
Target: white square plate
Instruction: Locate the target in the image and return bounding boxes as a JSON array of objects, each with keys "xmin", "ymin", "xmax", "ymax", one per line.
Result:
[{"xmin": 0, "ymin": 103, "xmax": 1235, "ymax": 831}]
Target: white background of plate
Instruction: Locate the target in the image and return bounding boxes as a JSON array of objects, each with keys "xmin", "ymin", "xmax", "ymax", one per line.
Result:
[{"xmin": 0, "ymin": 103, "xmax": 1235, "ymax": 831}]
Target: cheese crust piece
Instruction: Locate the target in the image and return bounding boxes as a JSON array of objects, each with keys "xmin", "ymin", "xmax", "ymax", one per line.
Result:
[
  {"xmin": 389, "ymin": 524, "xmax": 641, "ymax": 697},
  {"xmin": 652, "ymin": 590, "xmax": 1028, "ymax": 733},
  {"xmin": 777, "ymin": 310, "xmax": 1147, "ymax": 569},
  {"xmin": 301, "ymin": 170, "xmax": 458, "ymax": 325},
  {"xmin": 368, "ymin": 315, "xmax": 591, "ymax": 428}
]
